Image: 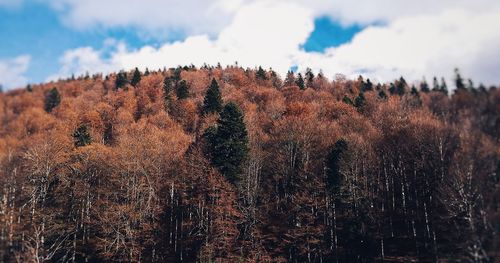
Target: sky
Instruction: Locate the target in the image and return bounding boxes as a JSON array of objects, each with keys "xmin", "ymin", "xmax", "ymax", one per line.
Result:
[{"xmin": 0, "ymin": 0, "xmax": 499, "ymax": 90}]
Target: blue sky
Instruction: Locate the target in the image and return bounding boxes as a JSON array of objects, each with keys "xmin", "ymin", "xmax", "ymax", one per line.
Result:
[{"xmin": 1, "ymin": 0, "xmax": 499, "ymax": 89}]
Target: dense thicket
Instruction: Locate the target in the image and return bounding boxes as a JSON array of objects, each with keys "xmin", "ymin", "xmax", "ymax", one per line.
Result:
[{"xmin": 0, "ymin": 66, "xmax": 498, "ymax": 262}]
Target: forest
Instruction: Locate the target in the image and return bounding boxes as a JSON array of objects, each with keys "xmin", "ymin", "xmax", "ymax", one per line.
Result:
[{"xmin": 0, "ymin": 65, "xmax": 498, "ymax": 262}]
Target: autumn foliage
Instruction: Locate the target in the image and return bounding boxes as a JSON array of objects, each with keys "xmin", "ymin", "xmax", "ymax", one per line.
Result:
[{"xmin": 0, "ymin": 66, "xmax": 499, "ymax": 262}]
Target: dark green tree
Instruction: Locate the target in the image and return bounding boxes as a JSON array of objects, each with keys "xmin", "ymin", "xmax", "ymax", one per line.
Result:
[
  {"xmin": 378, "ymin": 90, "xmax": 387, "ymax": 100},
  {"xmin": 26, "ymin": 84, "xmax": 33, "ymax": 92},
  {"xmin": 115, "ymin": 71, "xmax": 128, "ymax": 89},
  {"xmin": 343, "ymin": 95, "xmax": 353, "ymax": 105},
  {"xmin": 454, "ymin": 68, "xmax": 465, "ymax": 90},
  {"xmin": 432, "ymin": 77, "xmax": 440, "ymax": 91},
  {"xmin": 305, "ymin": 67, "xmax": 315, "ymax": 86},
  {"xmin": 144, "ymin": 67, "xmax": 150, "ymax": 76},
  {"xmin": 44, "ymin": 87, "xmax": 61, "ymax": 113},
  {"xmin": 296, "ymin": 73, "xmax": 305, "ymax": 90},
  {"xmin": 396, "ymin": 76, "xmax": 407, "ymax": 95},
  {"xmin": 388, "ymin": 83, "xmax": 396, "ymax": 95},
  {"xmin": 206, "ymin": 102, "xmax": 249, "ymax": 184},
  {"xmin": 420, "ymin": 79, "xmax": 430, "ymax": 93},
  {"xmin": 203, "ymin": 78, "xmax": 223, "ymax": 114},
  {"xmin": 440, "ymin": 77, "xmax": 448, "ymax": 95},
  {"xmin": 354, "ymin": 92, "xmax": 365, "ymax": 108},
  {"xmin": 131, "ymin": 67, "xmax": 141, "ymax": 87},
  {"xmin": 256, "ymin": 66, "xmax": 267, "ymax": 80},
  {"xmin": 73, "ymin": 124, "xmax": 92, "ymax": 147},
  {"xmin": 176, "ymin": 80, "xmax": 189, "ymax": 100},
  {"xmin": 411, "ymin": 85, "xmax": 419, "ymax": 96}
]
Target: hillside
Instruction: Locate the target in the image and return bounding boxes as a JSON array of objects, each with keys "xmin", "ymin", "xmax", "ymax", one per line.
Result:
[{"xmin": 0, "ymin": 66, "xmax": 499, "ymax": 262}]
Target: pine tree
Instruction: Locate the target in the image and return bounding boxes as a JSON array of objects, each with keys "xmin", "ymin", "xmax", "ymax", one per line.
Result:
[
  {"xmin": 378, "ymin": 90, "xmax": 387, "ymax": 100},
  {"xmin": 411, "ymin": 85, "xmax": 419, "ymax": 96},
  {"xmin": 131, "ymin": 67, "xmax": 141, "ymax": 87},
  {"xmin": 44, "ymin": 87, "xmax": 61, "ymax": 112},
  {"xmin": 343, "ymin": 96, "xmax": 353, "ymax": 105},
  {"xmin": 0, "ymin": 84, "xmax": 3, "ymax": 93},
  {"xmin": 454, "ymin": 68, "xmax": 465, "ymax": 90},
  {"xmin": 396, "ymin": 76, "xmax": 406, "ymax": 95},
  {"xmin": 206, "ymin": 102, "xmax": 249, "ymax": 184},
  {"xmin": 26, "ymin": 84, "xmax": 33, "ymax": 92},
  {"xmin": 354, "ymin": 92, "xmax": 365, "ymax": 108},
  {"xmin": 256, "ymin": 66, "xmax": 267, "ymax": 80},
  {"xmin": 163, "ymin": 76, "xmax": 174, "ymax": 112},
  {"xmin": 176, "ymin": 80, "xmax": 189, "ymax": 100},
  {"xmin": 420, "ymin": 79, "xmax": 430, "ymax": 93},
  {"xmin": 73, "ymin": 124, "xmax": 92, "ymax": 147},
  {"xmin": 115, "ymin": 71, "xmax": 128, "ymax": 89},
  {"xmin": 144, "ymin": 67, "xmax": 150, "ymax": 76},
  {"xmin": 388, "ymin": 83, "xmax": 396, "ymax": 95},
  {"xmin": 296, "ymin": 73, "xmax": 305, "ymax": 90},
  {"xmin": 440, "ymin": 77, "xmax": 448, "ymax": 95},
  {"xmin": 203, "ymin": 78, "xmax": 223, "ymax": 114},
  {"xmin": 432, "ymin": 77, "xmax": 440, "ymax": 91},
  {"xmin": 305, "ymin": 68, "xmax": 315, "ymax": 87}
]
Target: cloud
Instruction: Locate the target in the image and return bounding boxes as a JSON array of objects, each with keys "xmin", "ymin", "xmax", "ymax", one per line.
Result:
[
  {"xmin": 0, "ymin": 55, "xmax": 30, "ymax": 90},
  {"xmin": 43, "ymin": 0, "xmax": 248, "ymax": 36},
  {"xmin": 50, "ymin": 1, "xmax": 500, "ymax": 86}
]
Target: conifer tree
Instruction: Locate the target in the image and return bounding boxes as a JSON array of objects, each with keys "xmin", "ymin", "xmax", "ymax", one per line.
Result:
[
  {"xmin": 396, "ymin": 76, "xmax": 407, "ymax": 95},
  {"xmin": 305, "ymin": 67, "xmax": 314, "ymax": 86},
  {"xmin": 420, "ymin": 79, "xmax": 430, "ymax": 93},
  {"xmin": 26, "ymin": 84, "xmax": 33, "ymax": 92},
  {"xmin": 115, "ymin": 71, "xmax": 128, "ymax": 89},
  {"xmin": 256, "ymin": 66, "xmax": 267, "ymax": 80},
  {"xmin": 73, "ymin": 124, "xmax": 92, "ymax": 147},
  {"xmin": 454, "ymin": 68, "xmax": 465, "ymax": 90},
  {"xmin": 411, "ymin": 85, "xmax": 419, "ymax": 96},
  {"xmin": 389, "ymin": 83, "xmax": 396, "ymax": 94},
  {"xmin": 163, "ymin": 76, "xmax": 174, "ymax": 112},
  {"xmin": 296, "ymin": 73, "xmax": 305, "ymax": 90},
  {"xmin": 354, "ymin": 92, "xmax": 365, "ymax": 108},
  {"xmin": 131, "ymin": 67, "xmax": 141, "ymax": 87},
  {"xmin": 440, "ymin": 77, "xmax": 448, "ymax": 95},
  {"xmin": 206, "ymin": 102, "xmax": 249, "ymax": 184},
  {"xmin": 44, "ymin": 87, "xmax": 61, "ymax": 112},
  {"xmin": 176, "ymin": 80, "xmax": 189, "ymax": 99},
  {"xmin": 378, "ymin": 90, "xmax": 387, "ymax": 100},
  {"xmin": 203, "ymin": 78, "xmax": 223, "ymax": 114},
  {"xmin": 432, "ymin": 77, "xmax": 440, "ymax": 91},
  {"xmin": 343, "ymin": 95, "xmax": 353, "ymax": 105}
]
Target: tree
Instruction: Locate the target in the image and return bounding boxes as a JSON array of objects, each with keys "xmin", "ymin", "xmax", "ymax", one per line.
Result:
[
  {"xmin": 284, "ymin": 70, "xmax": 295, "ymax": 86},
  {"xmin": 73, "ymin": 124, "xmax": 92, "ymax": 147},
  {"xmin": 343, "ymin": 95, "xmax": 354, "ymax": 105},
  {"xmin": 26, "ymin": 84, "xmax": 33, "ymax": 92},
  {"xmin": 420, "ymin": 79, "xmax": 430, "ymax": 93},
  {"xmin": 454, "ymin": 68, "xmax": 465, "ymax": 90},
  {"xmin": 305, "ymin": 68, "xmax": 315, "ymax": 86},
  {"xmin": 203, "ymin": 78, "xmax": 223, "ymax": 114},
  {"xmin": 44, "ymin": 87, "xmax": 61, "ymax": 112},
  {"xmin": 296, "ymin": 73, "xmax": 305, "ymax": 90},
  {"xmin": 432, "ymin": 77, "xmax": 440, "ymax": 91},
  {"xmin": 205, "ymin": 102, "xmax": 249, "ymax": 184},
  {"xmin": 256, "ymin": 66, "xmax": 267, "ymax": 80},
  {"xmin": 354, "ymin": 92, "xmax": 365, "ymax": 108},
  {"xmin": 131, "ymin": 67, "xmax": 142, "ymax": 87},
  {"xmin": 115, "ymin": 71, "xmax": 128, "ymax": 89},
  {"xmin": 441, "ymin": 77, "xmax": 449, "ymax": 95},
  {"xmin": 176, "ymin": 80, "xmax": 189, "ymax": 99}
]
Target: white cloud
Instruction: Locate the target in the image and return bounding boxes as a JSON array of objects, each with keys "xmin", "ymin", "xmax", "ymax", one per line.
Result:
[
  {"xmin": 42, "ymin": 0, "xmax": 248, "ymax": 36},
  {"xmin": 50, "ymin": 1, "xmax": 500, "ymax": 86},
  {"xmin": 0, "ymin": 55, "xmax": 30, "ymax": 90}
]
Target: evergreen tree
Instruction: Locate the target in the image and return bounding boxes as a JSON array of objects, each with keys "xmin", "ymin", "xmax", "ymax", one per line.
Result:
[
  {"xmin": 44, "ymin": 87, "xmax": 61, "ymax": 113},
  {"xmin": 144, "ymin": 67, "xmax": 150, "ymax": 76},
  {"xmin": 440, "ymin": 77, "xmax": 448, "ymax": 95},
  {"xmin": 203, "ymin": 78, "xmax": 223, "ymax": 114},
  {"xmin": 26, "ymin": 84, "xmax": 33, "ymax": 92},
  {"xmin": 326, "ymin": 139, "xmax": 348, "ymax": 195},
  {"xmin": 0, "ymin": 84, "xmax": 3, "ymax": 93},
  {"xmin": 206, "ymin": 102, "xmax": 249, "ymax": 184},
  {"xmin": 256, "ymin": 66, "xmax": 267, "ymax": 80},
  {"xmin": 363, "ymin": 78, "xmax": 373, "ymax": 91},
  {"xmin": 432, "ymin": 77, "xmax": 440, "ymax": 91},
  {"xmin": 411, "ymin": 85, "xmax": 419, "ymax": 96},
  {"xmin": 396, "ymin": 76, "xmax": 406, "ymax": 95},
  {"xmin": 176, "ymin": 80, "xmax": 189, "ymax": 100},
  {"xmin": 354, "ymin": 92, "xmax": 365, "ymax": 108},
  {"xmin": 115, "ymin": 71, "xmax": 128, "ymax": 89},
  {"xmin": 388, "ymin": 83, "xmax": 396, "ymax": 95},
  {"xmin": 454, "ymin": 68, "xmax": 465, "ymax": 90},
  {"xmin": 305, "ymin": 68, "xmax": 315, "ymax": 86},
  {"xmin": 420, "ymin": 79, "xmax": 430, "ymax": 93},
  {"xmin": 378, "ymin": 90, "xmax": 387, "ymax": 100},
  {"xmin": 296, "ymin": 73, "xmax": 305, "ymax": 90},
  {"xmin": 163, "ymin": 76, "xmax": 174, "ymax": 112},
  {"xmin": 343, "ymin": 95, "xmax": 353, "ymax": 105},
  {"xmin": 73, "ymin": 124, "xmax": 92, "ymax": 147},
  {"xmin": 131, "ymin": 67, "xmax": 141, "ymax": 87}
]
